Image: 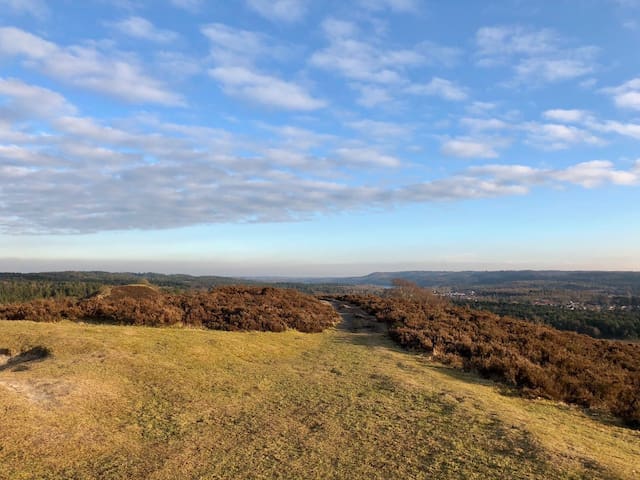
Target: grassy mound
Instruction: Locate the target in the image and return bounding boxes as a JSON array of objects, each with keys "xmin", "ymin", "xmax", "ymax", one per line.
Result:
[
  {"xmin": 340, "ymin": 291, "xmax": 640, "ymax": 427},
  {"xmin": 97, "ymin": 284, "xmax": 161, "ymax": 301},
  {"xmin": 0, "ymin": 286, "xmax": 339, "ymax": 333}
]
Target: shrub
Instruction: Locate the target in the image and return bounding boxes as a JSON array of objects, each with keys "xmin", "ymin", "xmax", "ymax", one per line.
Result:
[
  {"xmin": 0, "ymin": 286, "xmax": 339, "ymax": 334},
  {"xmin": 340, "ymin": 290, "xmax": 640, "ymax": 427}
]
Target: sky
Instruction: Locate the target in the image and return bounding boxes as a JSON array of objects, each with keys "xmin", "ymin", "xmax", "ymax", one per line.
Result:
[{"xmin": 1, "ymin": 0, "xmax": 639, "ymax": 276}]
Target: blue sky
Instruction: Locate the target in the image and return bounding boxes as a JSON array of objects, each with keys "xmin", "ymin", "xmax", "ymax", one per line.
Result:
[{"xmin": 1, "ymin": 0, "xmax": 639, "ymax": 275}]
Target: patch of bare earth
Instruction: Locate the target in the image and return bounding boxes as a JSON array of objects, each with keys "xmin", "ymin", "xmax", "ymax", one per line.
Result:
[
  {"xmin": 0, "ymin": 346, "xmax": 70, "ymax": 406},
  {"xmin": 0, "ymin": 378, "xmax": 70, "ymax": 406}
]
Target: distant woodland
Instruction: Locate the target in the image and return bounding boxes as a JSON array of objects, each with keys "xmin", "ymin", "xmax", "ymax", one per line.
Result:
[
  {"xmin": 0, "ymin": 272, "xmax": 246, "ymax": 303},
  {"xmin": 0, "ymin": 272, "xmax": 355, "ymax": 303},
  {"xmin": 461, "ymin": 300, "xmax": 640, "ymax": 340}
]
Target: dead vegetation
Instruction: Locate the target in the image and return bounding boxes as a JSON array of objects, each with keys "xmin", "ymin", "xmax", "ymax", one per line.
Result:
[
  {"xmin": 339, "ymin": 283, "xmax": 640, "ymax": 428},
  {"xmin": 0, "ymin": 285, "xmax": 339, "ymax": 333}
]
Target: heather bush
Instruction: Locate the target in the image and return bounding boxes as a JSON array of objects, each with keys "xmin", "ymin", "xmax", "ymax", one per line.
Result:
[
  {"xmin": 0, "ymin": 286, "xmax": 339, "ymax": 333},
  {"xmin": 341, "ymin": 289, "xmax": 640, "ymax": 427}
]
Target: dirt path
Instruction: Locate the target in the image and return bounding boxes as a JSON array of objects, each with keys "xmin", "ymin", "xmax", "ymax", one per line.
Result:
[{"xmin": 326, "ymin": 299, "xmax": 386, "ymax": 333}]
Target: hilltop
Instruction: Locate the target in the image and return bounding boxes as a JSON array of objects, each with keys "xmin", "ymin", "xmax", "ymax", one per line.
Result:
[{"xmin": 1, "ymin": 303, "xmax": 639, "ymax": 479}]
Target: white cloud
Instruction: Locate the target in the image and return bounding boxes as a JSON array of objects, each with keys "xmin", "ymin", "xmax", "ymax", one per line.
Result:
[
  {"xmin": 246, "ymin": 0, "xmax": 308, "ymax": 23},
  {"xmin": 0, "ymin": 27, "xmax": 56, "ymax": 58},
  {"xmin": 468, "ymin": 160, "xmax": 639, "ymax": 190},
  {"xmin": 111, "ymin": 16, "xmax": 179, "ymax": 43},
  {"xmin": 588, "ymin": 120, "xmax": 640, "ymax": 139},
  {"xmin": 261, "ymin": 124, "xmax": 335, "ymax": 150},
  {"xmin": 602, "ymin": 78, "xmax": 640, "ymax": 110},
  {"xmin": 398, "ymin": 175, "xmax": 530, "ymax": 202},
  {"xmin": 543, "ymin": 109, "xmax": 590, "ymax": 123},
  {"xmin": 201, "ymin": 23, "xmax": 278, "ymax": 66},
  {"xmin": 1, "ymin": 76, "xmax": 637, "ymax": 235},
  {"xmin": 476, "ymin": 26, "xmax": 557, "ymax": 61},
  {"xmin": 0, "ymin": 0, "xmax": 47, "ymax": 17},
  {"xmin": 0, "ymin": 77, "xmax": 77, "ymax": 120},
  {"xmin": 310, "ymin": 18, "xmax": 458, "ymax": 106},
  {"xmin": 335, "ymin": 147, "xmax": 401, "ymax": 167},
  {"xmin": 209, "ymin": 66, "xmax": 325, "ymax": 110},
  {"xmin": 0, "ymin": 27, "xmax": 182, "ymax": 106},
  {"xmin": 522, "ymin": 122, "xmax": 603, "ymax": 150},
  {"xmin": 467, "ymin": 164, "xmax": 546, "ymax": 184},
  {"xmin": 476, "ymin": 25, "xmax": 598, "ymax": 84},
  {"xmin": 514, "ymin": 56, "xmax": 594, "ymax": 83},
  {"xmin": 441, "ymin": 139, "xmax": 498, "ymax": 158},
  {"xmin": 555, "ymin": 160, "xmax": 638, "ymax": 187},
  {"xmin": 311, "ymin": 19, "xmax": 423, "ymax": 85},
  {"xmin": 352, "ymin": 84, "xmax": 394, "ymax": 107},
  {"xmin": 320, "ymin": 18, "xmax": 358, "ymax": 38},
  {"xmin": 407, "ymin": 77, "xmax": 468, "ymax": 101},
  {"xmin": 457, "ymin": 107, "xmax": 640, "ymax": 148},
  {"xmin": 460, "ymin": 117, "xmax": 509, "ymax": 131},
  {"xmin": 203, "ymin": 23, "xmax": 323, "ymax": 110},
  {"xmin": 465, "ymin": 101, "xmax": 497, "ymax": 115}
]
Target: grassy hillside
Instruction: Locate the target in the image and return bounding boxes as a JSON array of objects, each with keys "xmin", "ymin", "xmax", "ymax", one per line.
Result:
[{"xmin": 1, "ymin": 309, "xmax": 639, "ymax": 479}]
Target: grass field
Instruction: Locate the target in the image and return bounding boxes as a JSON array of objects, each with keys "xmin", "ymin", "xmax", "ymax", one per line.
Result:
[{"xmin": 0, "ymin": 302, "xmax": 639, "ymax": 479}]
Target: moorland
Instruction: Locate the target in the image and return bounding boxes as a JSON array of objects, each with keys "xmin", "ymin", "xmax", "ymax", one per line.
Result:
[{"xmin": 0, "ymin": 271, "xmax": 639, "ymax": 479}]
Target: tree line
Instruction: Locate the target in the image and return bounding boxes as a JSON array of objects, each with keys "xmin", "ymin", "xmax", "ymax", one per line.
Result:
[{"xmin": 458, "ymin": 300, "xmax": 640, "ymax": 340}]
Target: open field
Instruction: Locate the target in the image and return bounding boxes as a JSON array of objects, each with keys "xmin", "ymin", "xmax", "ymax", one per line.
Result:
[{"xmin": 1, "ymin": 304, "xmax": 639, "ymax": 479}]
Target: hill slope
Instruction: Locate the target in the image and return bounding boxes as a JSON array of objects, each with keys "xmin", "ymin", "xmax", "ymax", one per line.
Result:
[{"xmin": 0, "ymin": 308, "xmax": 638, "ymax": 479}]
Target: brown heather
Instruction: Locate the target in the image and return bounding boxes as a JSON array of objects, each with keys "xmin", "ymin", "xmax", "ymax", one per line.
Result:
[
  {"xmin": 0, "ymin": 285, "xmax": 340, "ymax": 333},
  {"xmin": 339, "ymin": 284, "xmax": 640, "ymax": 427}
]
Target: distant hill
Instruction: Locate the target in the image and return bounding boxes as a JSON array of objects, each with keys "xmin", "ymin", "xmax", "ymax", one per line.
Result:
[
  {"xmin": 3, "ymin": 270, "xmax": 640, "ymax": 302},
  {"xmin": 0, "ymin": 271, "xmax": 248, "ymax": 288},
  {"xmin": 277, "ymin": 270, "xmax": 640, "ymax": 293}
]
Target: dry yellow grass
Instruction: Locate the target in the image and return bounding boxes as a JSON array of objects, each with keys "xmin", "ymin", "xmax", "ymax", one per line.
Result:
[{"xmin": 0, "ymin": 311, "xmax": 638, "ymax": 479}]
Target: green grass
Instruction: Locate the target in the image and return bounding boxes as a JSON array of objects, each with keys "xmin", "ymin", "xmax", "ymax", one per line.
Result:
[{"xmin": 0, "ymin": 319, "xmax": 639, "ymax": 479}]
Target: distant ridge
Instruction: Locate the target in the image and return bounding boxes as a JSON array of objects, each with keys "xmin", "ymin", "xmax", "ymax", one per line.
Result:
[
  {"xmin": 3, "ymin": 270, "xmax": 640, "ymax": 292},
  {"xmin": 0, "ymin": 271, "xmax": 248, "ymax": 287},
  {"xmin": 250, "ymin": 270, "xmax": 640, "ymax": 291}
]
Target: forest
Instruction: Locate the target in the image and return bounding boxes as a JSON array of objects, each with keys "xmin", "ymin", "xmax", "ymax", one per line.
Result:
[
  {"xmin": 459, "ymin": 300, "xmax": 640, "ymax": 339},
  {"xmin": 0, "ymin": 272, "xmax": 245, "ymax": 303},
  {"xmin": 0, "ymin": 272, "xmax": 353, "ymax": 303}
]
